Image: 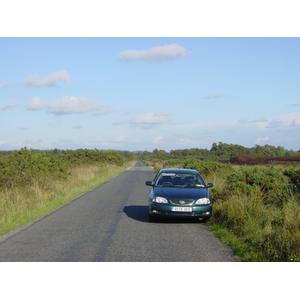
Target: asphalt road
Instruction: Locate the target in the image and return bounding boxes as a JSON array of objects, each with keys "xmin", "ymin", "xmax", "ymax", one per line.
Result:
[{"xmin": 0, "ymin": 161, "xmax": 237, "ymax": 262}]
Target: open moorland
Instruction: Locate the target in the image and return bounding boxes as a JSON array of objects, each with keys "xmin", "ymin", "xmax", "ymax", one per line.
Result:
[{"xmin": 1, "ymin": 143, "xmax": 300, "ymax": 261}]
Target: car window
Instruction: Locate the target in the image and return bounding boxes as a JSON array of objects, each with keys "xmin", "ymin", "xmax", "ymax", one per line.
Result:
[{"xmin": 155, "ymin": 172, "xmax": 205, "ymax": 187}]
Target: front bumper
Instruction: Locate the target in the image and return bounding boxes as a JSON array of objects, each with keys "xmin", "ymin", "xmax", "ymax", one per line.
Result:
[{"xmin": 149, "ymin": 202, "xmax": 212, "ymax": 218}]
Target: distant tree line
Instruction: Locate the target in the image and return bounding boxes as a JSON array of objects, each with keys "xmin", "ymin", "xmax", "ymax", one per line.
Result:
[{"xmin": 141, "ymin": 142, "xmax": 300, "ymax": 161}]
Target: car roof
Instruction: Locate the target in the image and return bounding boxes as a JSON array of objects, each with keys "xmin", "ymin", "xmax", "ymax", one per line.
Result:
[{"xmin": 158, "ymin": 168, "xmax": 199, "ymax": 174}]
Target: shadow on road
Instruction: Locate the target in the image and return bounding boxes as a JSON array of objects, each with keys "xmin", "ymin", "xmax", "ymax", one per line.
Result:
[
  {"xmin": 123, "ymin": 205, "xmax": 149, "ymax": 222},
  {"xmin": 123, "ymin": 205, "xmax": 207, "ymax": 224}
]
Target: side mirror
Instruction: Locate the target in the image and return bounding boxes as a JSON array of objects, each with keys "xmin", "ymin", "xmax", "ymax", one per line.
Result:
[
  {"xmin": 145, "ymin": 181, "xmax": 153, "ymax": 186},
  {"xmin": 207, "ymin": 183, "xmax": 214, "ymax": 188}
]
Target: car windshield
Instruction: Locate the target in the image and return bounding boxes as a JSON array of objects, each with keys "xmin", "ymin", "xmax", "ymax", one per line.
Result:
[{"xmin": 155, "ymin": 172, "xmax": 205, "ymax": 188}]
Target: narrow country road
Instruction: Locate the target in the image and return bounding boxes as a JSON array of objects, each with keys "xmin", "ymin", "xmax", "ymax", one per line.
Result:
[{"xmin": 0, "ymin": 161, "xmax": 237, "ymax": 262}]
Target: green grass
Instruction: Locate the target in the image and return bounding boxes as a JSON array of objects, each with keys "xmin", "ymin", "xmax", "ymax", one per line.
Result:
[
  {"xmin": 206, "ymin": 224, "xmax": 261, "ymax": 261},
  {"xmin": 206, "ymin": 166, "xmax": 300, "ymax": 262}
]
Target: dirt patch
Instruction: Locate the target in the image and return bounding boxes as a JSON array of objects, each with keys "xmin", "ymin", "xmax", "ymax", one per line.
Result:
[{"xmin": 226, "ymin": 155, "xmax": 300, "ymax": 165}]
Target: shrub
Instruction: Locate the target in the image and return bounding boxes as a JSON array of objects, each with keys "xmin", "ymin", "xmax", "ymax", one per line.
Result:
[
  {"xmin": 182, "ymin": 159, "xmax": 234, "ymax": 177},
  {"xmin": 210, "ymin": 164, "xmax": 300, "ymax": 261},
  {"xmin": 283, "ymin": 168, "xmax": 300, "ymax": 194},
  {"xmin": 62, "ymin": 149, "xmax": 125, "ymax": 166},
  {"xmin": 0, "ymin": 148, "xmax": 69, "ymax": 188},
  {"xmin": 224, "ymin": 166, "xmax": 290, "ymax": 207}
]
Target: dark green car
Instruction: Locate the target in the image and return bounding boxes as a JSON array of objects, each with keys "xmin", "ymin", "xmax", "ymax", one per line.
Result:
[{"xmin": 145, "ymin": 168, "xmax": 214, "ymax": 222}]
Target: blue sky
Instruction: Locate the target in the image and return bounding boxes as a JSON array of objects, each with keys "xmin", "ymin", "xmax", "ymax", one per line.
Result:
[{"xmin": 1, "ymin": 37, "xmax": 299, "ymax": 151}]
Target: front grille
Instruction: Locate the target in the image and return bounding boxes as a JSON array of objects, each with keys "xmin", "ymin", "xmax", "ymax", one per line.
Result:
[{"xmin": 169, "ymin": 199, "xmax": 194, "ymax": 205}]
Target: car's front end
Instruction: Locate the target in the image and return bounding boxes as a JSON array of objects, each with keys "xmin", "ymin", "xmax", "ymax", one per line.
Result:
[{"xmin": 149, "ymin": 199, "xmax": 212, "ymax": 219}]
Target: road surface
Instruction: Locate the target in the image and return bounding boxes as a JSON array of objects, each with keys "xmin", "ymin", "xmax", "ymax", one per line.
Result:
[{"xmin": 0, "ymin": 161, "xmax": 237, "ymax": 262}]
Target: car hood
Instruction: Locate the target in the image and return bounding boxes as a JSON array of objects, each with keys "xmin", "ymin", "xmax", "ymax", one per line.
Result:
[{"xmin": 153, "ymin": 186, "xmax": 209, "ymax": 199}]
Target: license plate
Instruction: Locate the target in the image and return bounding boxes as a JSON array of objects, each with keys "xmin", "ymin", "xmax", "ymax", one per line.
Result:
[{"xmin": 172, "ymin": 207, "xmax": 192, "ymax": 212}]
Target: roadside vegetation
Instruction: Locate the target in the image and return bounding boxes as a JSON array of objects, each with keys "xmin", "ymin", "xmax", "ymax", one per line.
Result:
[
  {"xmin": 0, "ymin": 148, "xmax": 138, "ymax": 236},
  {"xmin": 143, "ymin": 143, "xmax": 300, "ymax": 262},
  {"xmin": 1, "ymin": 142, "xmax": 300, "ymax": 262}
]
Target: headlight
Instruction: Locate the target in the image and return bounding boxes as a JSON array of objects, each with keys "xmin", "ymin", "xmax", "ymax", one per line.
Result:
[
  {"xmin": 195, "ymin": 198, "xmax": 210, "ymax": 205},
  {"xmin": 153, "ymin": 197, "xmax": 168, "ymax": 203}
]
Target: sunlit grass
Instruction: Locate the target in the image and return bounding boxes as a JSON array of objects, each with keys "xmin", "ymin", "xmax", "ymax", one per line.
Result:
[{"xmin": 206, "ymin": 166, "xmax": 300, "ymax": 262}]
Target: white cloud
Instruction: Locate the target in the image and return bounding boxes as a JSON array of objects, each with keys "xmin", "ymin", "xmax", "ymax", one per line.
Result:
[
  {"xmin": 91, "ymin": 106, "xmax": 115, "ymax": 116},
  {"xmin": 153, "ymin": 136, "xmax": 166, "ymax": 143},
  {"xmin": 178, "ymin": 138, "xmax": 210, "ymax": 148},
  {"xmin": 26, "ymin": 96, "xmax": 114, "ymax": 115},
  {"xmin": 274, "ymin": 112, "xmax": 300, "ymax": 123},
  {"xmin": 112, "ymin": 135, "xmax": 127, "ymax": 142},
  {"xmin": 130, "ymin": 111, "xmax": 172, "ymax": 124},
  {"xmin": 26, "ymin": 97, "xmax": 44, "ymax": 110},
  {"xmin": 265, "ymin": 120, "xmax": 283, "ymax": 128},
  {"xmin": 179, "ymin": 138, "xmax": 194, "ymax": 144},
  {"xmin": 237, "ymin": 113, "xmax": 300, "ymax": 131},
  {"xmin": 170, "ymin": 119, "xmax": 235, "ymax": 133},
  {"xmin": 203, "ymin": 93, "xmax": 223, "ymax": 99},
  {"xmin": 19, "ymin": 70, "xmax": 70, "ymax": 87},
  {"xmin": 118, "ymin": 44, "xmax": 188, "ymax": 62},
  {"xmin": 252, "ymin": 118, "xmax": 270, "ymax": 123},
  {"xmin": 0, "ymin": 102, "xmax": 16, "ymax": 110},
  {"xmin": 263, "ymin": 113, "xmax": 300, "ymax": 129},
  {"xmin": 255, "ymin": 137, "xmax": 270, "ymax": 144},
  {"xmin": 112, "ymin": 119, "xmax": 127, "ymax": 125},
  {"xmin": 0, "ymin": 81, "xmax": 10, "ymax": 88},
  {"xmin": 238, "ymin": 118, "xmax": 269, "ymax": 124},
  {"xmin": 114, "ymin": 111, "xmax": 172, "ymax": 128},
  {"xmin": 290, "ymin": 118, "xmax": 300, "ymax": 127},
  {"xmin": 9, "ymin": 94, "xmax": 28, "ymax": 99}
]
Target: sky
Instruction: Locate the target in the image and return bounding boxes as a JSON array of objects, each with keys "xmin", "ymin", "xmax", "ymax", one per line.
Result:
[{"xmin": 0, "ymin": 37, "xmax": 299, "ymax": 152}]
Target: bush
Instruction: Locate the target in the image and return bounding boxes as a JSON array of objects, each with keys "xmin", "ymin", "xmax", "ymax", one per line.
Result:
[
  {"xmin": 0, "ymin": 148, "xmax": 131, "ymax": 189},
  {"xmin": 225, "ymin": 166, "xmax": 291, "ymax": 207},
  {"xmin": 0, "ymin": 148, "xmax": 69, "ymax": 188},
  {"xmin": 210, "ymin": 164, "xmax": 300, "ymax": 261},
  {"xmin": 62, "ymin": 149, "xmax": 125, "ymax": 166},
  {"xmin": 182, "ymin": 159, "xmax": 234, "ymax": 177},
  {"xmin": 283, "ymin": 168, "xmax": 300, "ymax": 194}
]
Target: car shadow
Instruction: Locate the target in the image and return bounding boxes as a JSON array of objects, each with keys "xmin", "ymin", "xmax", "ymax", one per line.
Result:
[
  {"xmin": 123, "ymin": 205, "xmax": 207, "ymax": 224},
  {"xmin": 123, "ymin": 205, "xmax": 149, "ymax": 222}
]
